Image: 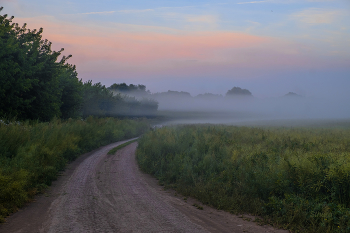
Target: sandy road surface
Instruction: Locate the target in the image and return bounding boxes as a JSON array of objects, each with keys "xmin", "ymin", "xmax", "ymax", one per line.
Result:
[{"xmin": 0, "ymin": 139, "xmax": 288, "ymax": 233}]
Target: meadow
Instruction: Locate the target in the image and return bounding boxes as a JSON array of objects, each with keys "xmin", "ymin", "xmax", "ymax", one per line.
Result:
[
  {"xmin": 137, "ymin": 123, "xmax": 350, "ymax": 232},
  {"xmin": 0, "ymin": 117, "xmax": 149, "ymax": 222}
]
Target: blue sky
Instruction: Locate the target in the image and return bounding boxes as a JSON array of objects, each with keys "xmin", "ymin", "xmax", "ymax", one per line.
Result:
[{"xmin": 1, "ymin": 0, "xmax": 350, "ymax": 98}]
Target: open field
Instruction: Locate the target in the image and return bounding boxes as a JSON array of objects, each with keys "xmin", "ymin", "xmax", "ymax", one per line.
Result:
[{"xmin": 137, "ymin": 121, "xmax": 350, "ymax": 232}]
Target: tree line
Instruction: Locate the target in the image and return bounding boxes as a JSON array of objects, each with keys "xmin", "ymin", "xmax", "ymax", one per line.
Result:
[{"xmin": 0, "ymin": 8, "xmax": 158, "ymax": 121}]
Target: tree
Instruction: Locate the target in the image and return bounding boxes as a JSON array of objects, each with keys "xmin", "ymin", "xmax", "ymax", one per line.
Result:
[
  {"xmin": 0, "ymin": 8, "xmax": 158, "ymax": 120},
  {"xmin": 0, "ymin": 7, "xmax": 81, "ymax": 121},
  {"xmin": 284, "ymin": 92, "xmax": 302, "ymax": 98},
  {"xmin": 81, "ymin": 81, "xmax": 115, "ymax": 117},
  {"xmin": 81, "ymin": 81, "xmax": 158, "ymax": 117},
  {"xmin": 225, "ymin": 87, "xmax": 252, "ymax": 97},
  {"xmin": 59, "ymin": 59, "xmax": 83, "ymax": 119},
  {"xmin": 0, "ymin": 9, "xmax": 43, "ymax": 119},
  {"xmin": 108, "ymin": 83, "xmax": 148, "ymax": 94}
]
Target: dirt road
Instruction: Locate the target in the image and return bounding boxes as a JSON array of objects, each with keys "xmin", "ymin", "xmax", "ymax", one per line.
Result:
[{"xmin": 0, "ymin": 139, "xmax": 288, "ymax": 233}]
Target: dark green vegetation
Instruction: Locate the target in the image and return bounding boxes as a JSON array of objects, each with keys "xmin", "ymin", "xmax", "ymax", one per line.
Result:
[
  {"xmin": 0, "ymin": 8, "xmax": 158, "ymax": 121},
  {"xmin": 137, "ymin": 124, "xmax": 350, "ymax": 232},
  {"xmin": 107, "ymin": 139, "xmax": 138, "ymax": 155},
  {"xmin": 108, "ymin": 83, "xmax": 147, "ymax": 94},
  {"xmin": 0, "ymin": 7, "xmax": 80, "ymax": 121},
  {"xmin": 0, "ymin": 117, "xmax": 149, "ymax": 222},
  {"xmin": 0, "ymin": 8, "xmax": 156, "ymax": 222},
  {"xmin": 81, "ymin": 81, "xmax": 158, "ymax": 118}
]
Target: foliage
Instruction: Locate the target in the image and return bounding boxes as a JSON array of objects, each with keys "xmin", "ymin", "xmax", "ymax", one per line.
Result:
[
  {"xmin": 0, "ymin": 8, "xmax": 82, "ymax": 121},
  {"xmin": 81, "ymin": 81, "xmax": 158, "ymax": 117},
  {"xmin": 81, "ymin": 81, "xmax": 118, "ymax": 117},
  {"xmin": 59, "ymin": 60, "xmax": 83, "ymax": 119},
  {"xmin": 152, "ymin": 90, "xmax": 192, "ymax": 98},
  {"xmin": 226, "ymin": 87, "xmax": 252, "ymax": 97},
  {"xmin": 137, "ymin": 125, "xmax": 350, "ymax": 232},
  {"xmin": 108, "ymin": 83, "xmax": 147, "ymax": 93},
  {"xmin": 0, "ymin": 117, "xmax": 149, "ymax": 222},
  {"xmin": 0, "ymin": 8, "xmax": 157, "ymax": 121}
]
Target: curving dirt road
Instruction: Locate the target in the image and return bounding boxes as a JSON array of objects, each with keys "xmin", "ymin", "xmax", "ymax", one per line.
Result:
[{"xmin": 0, "ymin": 139, "xmax": 288, "ymax": 233}]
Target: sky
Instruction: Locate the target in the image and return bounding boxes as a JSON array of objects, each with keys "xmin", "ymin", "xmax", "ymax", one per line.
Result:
[{"xmin": 1, "ymin": 0, "xmax": 350, "ymax": 98}]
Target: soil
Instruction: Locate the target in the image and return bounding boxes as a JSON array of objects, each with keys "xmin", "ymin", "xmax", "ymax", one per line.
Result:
[{"xmin": 0, "ymin": 139, "xmax": 289, "ymax": 233}]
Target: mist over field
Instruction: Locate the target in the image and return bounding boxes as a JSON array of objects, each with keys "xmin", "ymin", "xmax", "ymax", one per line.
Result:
[
  {"xmin": 110, "ymin": 85, "xmax": 350, "ymax": 125},
  {"xmin": 2, "ymin": 0, "xmax": 349, "ymax": 125},
  {"xmin": 1, "ymin": 1, "xmax": 350, "ymax": 232}
]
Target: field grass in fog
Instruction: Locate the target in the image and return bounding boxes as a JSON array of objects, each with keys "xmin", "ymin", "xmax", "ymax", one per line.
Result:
[{"xmin": 137, "ymin": 122, "xmax": 350, "ymax": 232}]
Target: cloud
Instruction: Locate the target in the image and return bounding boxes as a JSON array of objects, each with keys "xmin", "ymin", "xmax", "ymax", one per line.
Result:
[
  {"xmin": 54, "ymin": 31, "xmax": 269, "ymax": 63},
  {"xmin": 292, "ymin": 8, "xmax": 340, "ymax": 25},
  {"xmin": 157, "ymin": 5, "xmax": 198, "ymax": 10},
  {"xmin": 160, "ymin": 12, "xmax": 219, "ymax": 28},
  {"xmin": 118, "ymin": 9, "xmax": 154, "ymax": 13},
  {"xmin": 79, "ymin": 9, "xmax": 154, "ymax": 15},
  {"xmin": 186, "ymin": 15, "xmax": 217, "ymax": 24},
  {"xmin": 12, "ymin": 15, "xmax": 349, "ymax": 82},
  {"xmin": 307, "ymin": 0, "xmax": 336, "ymax": 2},
  {"xmin": 237, "ymin": 1, "xmax": 269, "ymax": 4},
  {"xmin": 81, "ymin": 11, "xmax": 116, "ymax": 15}
]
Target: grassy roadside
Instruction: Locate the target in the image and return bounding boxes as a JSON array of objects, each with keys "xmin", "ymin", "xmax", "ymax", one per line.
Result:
[
  {"xmin": 136, "ymin": 124, "xmax": 350, "ymax": 232},
  {"xmin": 0, "ymin": 117, "xmax": 149, "ymax": 222},
  {"xmin": 107, "ymin": 139, "xmax": 138, "ymax": 155}
]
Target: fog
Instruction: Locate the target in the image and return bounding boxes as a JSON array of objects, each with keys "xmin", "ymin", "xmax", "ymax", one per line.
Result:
[{"xmin": 118, "ymin": 89, "xmax": 350, "ymax": 126}]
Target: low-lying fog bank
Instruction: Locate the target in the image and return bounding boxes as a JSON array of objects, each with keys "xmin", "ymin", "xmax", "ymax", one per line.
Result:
[
  {"xmin": 159, "ymin": 114, "xmax": 350, "ymax": 128},
  {"xmin": 108, "ymin": 83, "xmax": 349, "ymax": 125},
  {"xmin": 155, "ymin": 95, "xmax": 350, "ymax": 125}
]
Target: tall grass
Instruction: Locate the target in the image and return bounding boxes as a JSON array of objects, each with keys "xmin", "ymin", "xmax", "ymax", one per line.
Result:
[
  {"xmin": 137, "ymin": 125, "xmax": 350, "ymax": 232},
  {"xmin": 0, "ymin": 117, "xmax": 149, "ymax": 222}
]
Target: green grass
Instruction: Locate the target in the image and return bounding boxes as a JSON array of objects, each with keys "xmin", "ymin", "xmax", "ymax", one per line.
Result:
[
  {"xmin": 137, "ymin": 124, "xmax": 350, "ymax": 232},
  {"xmin": 0, "ymin": 116, "xmax": 149, "ymax": 222},
  {"xmin": 107, "ymin": 139, "xmax": 138, "ymax": 155}
]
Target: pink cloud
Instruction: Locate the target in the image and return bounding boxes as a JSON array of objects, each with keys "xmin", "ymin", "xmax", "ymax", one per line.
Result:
[
  {"xmin": 13, "ymin": 16, "xmax": 349, "ymax": 81},
  {"xmin": 13, "ymin": 16, "xmax": 269, "ymax": 60},
  {"xmin": 47, "ymin": 31, "xmax": 270, "ymax": 63}
]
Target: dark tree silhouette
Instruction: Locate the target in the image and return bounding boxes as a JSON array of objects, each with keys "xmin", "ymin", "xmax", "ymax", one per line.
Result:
[
  {"xmin": 0, "ymin": 7, "xmax": 81, "ymax": 121},
  {"xmin": 225, "ymin": 87, "xmax": 252, "ymax": 97}
]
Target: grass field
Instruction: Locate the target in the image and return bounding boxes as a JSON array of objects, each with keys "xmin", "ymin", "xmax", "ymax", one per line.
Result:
[
  {"xmin": 137, "ymin": 122, "xmax": 350, "ymax": 232},
  {"xmin": 0, "ymin": 117, "xmax": 149, "ymax": 222}
]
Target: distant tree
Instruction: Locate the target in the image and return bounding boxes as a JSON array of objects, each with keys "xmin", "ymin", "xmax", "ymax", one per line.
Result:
[
  {"xmin": 152, "ymin": 90, "xmax": 192, "ymax": 99},
  {"xmin": 109, "ymin": 83, "xmax": 128, "ymax": 92},
  {"xmin": 138, "ymin": 84, "xmax": 146, "ymax": 91},
  {"xmin": 81, "ymin": 81, "xmax": 117, "ymax": 117},
  {"xmin": 108, "ymin": 83, "xmax": 148, "ymax": 93},
  {"xmin": 137, "ymin": 98, "xmax": 158, "ymax": 116},
  {"xmin": 81, "ymin": 81, "xmax": 158, "ymax": 118},
  {"xmin": 196, "ymin": 93, "xmax": 223, "ymax": 99},
  {"xmin": 284, "ymin": 92, "xmax": 302, "ymax": 98},
  {"xmin": 225, "ymin": 87, "xmax": 252, "ymax": 97}
]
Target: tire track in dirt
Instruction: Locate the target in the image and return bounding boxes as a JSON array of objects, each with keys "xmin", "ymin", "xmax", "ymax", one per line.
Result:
[{"xmin": 0, "ymin": 139, "xmax": 288, "ymax": 233}]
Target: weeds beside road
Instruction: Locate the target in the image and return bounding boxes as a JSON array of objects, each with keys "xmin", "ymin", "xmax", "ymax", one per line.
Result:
[
  {"xmin": 0, "ymin": 117, "xmax": 149, "ymax": 222},
  {"xmin": 137, "ymin": 124, "xmax": 350, "ymax": 232}
]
